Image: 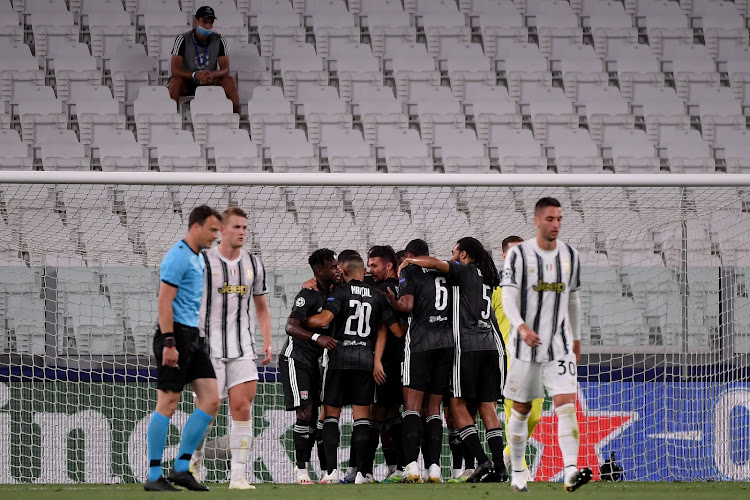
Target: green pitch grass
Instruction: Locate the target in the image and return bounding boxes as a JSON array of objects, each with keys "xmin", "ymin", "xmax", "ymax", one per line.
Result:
[{"xmin": 0, "ymin": 482, "xmax": 746, "ymax": 500}]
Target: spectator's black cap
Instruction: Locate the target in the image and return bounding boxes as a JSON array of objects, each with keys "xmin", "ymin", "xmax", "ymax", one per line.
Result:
[{"xmin": 195, "ymin": 6, "xmax": 217, "ymax": 19}]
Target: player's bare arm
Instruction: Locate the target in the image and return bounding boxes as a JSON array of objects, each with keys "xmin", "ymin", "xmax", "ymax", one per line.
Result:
[
  {"xmin": 387, "ymin": 290, "xmax": 415, "ymax": 314},
  {"xmin": 373, "ymin": 323, "xmax": 387, "ymax": 385},
  {"xmin": 253, "ymin": 294, "xmax": 273, "ymax": 365},
  {"xmin": 157, "ymin": 281, "xmax": 179, "ymax": 367},
  {"xmin": 284, "ymin": 317, "xmax": 338, "ymax": 350},
  {"xmin": 388, "ymin": 320, "xmax": 406, "ymax": 338},
  {"xmin": 398, "ymin": 256, "xmax": 450, "ymax": 275},
  {"xmin": 304, "ymin": 310, "xmax": 334, "ymax": 329}
]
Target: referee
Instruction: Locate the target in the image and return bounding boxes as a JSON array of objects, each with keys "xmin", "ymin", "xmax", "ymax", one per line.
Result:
[{"xmin": 144, "ymin": 205, "xmax": 222, "ymax": 492}]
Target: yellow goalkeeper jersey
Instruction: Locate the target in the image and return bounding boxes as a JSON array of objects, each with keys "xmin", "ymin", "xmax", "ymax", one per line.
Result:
[
  {"xmin": 491, "ymin": 286, "xmax": 511, "ymax": 360},
  {"xmin": 492, "ymin": 286, "xmax": 510, "ymax": 370}
]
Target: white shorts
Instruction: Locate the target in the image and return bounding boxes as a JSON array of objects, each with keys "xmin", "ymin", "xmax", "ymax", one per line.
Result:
[
  {"xmin": 502, "ymin": 353, "xmax": 577, "ymax": 403},
  {"xmin": 211, "ymin": 357, "xmax": 259, "ymax": 400}
]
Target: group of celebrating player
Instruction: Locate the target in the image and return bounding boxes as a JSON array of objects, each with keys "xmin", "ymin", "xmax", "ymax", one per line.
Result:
[{"xmin": 143, "ymin": 197, "xmax": 593, "ymax": 493}]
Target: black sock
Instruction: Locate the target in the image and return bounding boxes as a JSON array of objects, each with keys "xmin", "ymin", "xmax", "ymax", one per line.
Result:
[
  {"xmin": 448, "ymin": 427, "xmax": 463, "ymax": 470},
  {"xmin": 425, "ymin": 415, "xmax": 443, "ymax": 467},
  {"xmin": 293, "ymin": 419, "xmax": 314, "ymax": 469},
  {"xmin": 322, "ymin": 417, "xmax": 340, "ymax": 474},
  {"xmin": 382, "ymin": 443, "xmax": 396, "ymax": 468},
  {"xmin": 384, "ymin": 416, "xmax": 405, "ymax": 468},
  {"xmin": 316, "ymin": 420, "xmax": 327, "ymax": 473},
  {"xmin": 352, "ymin": 419, "xmax": 371, "ymax": 475},
  {"xmin": 486, "ymin": 428, "xmax": 506, "ymax": 472},
  {"xmin": 363, "ymin": 420, "xmax": 381, "ymax": 474},
  {"xmin": 401, "ymin": 410, "xmax": 421, "ymax": 465},
  {"xmin": 459, "ymin": 425, "xmax": 489, "ymax": 465}
]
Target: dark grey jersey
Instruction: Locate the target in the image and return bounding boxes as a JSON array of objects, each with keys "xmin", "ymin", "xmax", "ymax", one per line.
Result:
[
  {"xmin": 281, "ymin": 285, "xmax": 328, "ymax": 367},
  {"xmin": 375, "ymin": 277, "xmax": 405, "ymax": 365},
  {"xmin": 323, "ymin": 279, "xmax": 397, "ymax": 371},
  {"xmin": 399, "ymin": 264, "xmax": 454, "ymax": 352},
  {"xmin": 448, "ymin": 261, "xmax": 504, "ymax": 353},
  {"xmin": 172, "ymin": 30, "xmax": 227, "ymax": 72}
]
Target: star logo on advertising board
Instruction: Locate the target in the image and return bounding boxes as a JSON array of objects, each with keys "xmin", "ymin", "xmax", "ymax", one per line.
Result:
[{"xmin": 529, "ymin": 389, "xmax": 637, "ymax": 481}]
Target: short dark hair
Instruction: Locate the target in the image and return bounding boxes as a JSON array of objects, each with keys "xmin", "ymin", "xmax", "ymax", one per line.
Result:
[
  {"xmin": 535, "ymin": 197, "xmax": 561, "ymax": 215},
  {"xmin": 308, "ymin": 248, "xmax": 336, "ymax": 271},
  {"xmin": 337, "ymin": 249, "xmax": 360, "ymax": 263},
  {"xmin": 404, "ymin": 238, "xmax": 429, "ymax": 257},
  {"xmin": 367, "ymin": 245, "xmax": 397, "ymax": 269},
  {"xmin": 501, "ymin": 235, "xmax": 524, "ymax": 253},
  {"xmin": 188, "ymin": 205, "xmax": 221, "ymax": 228},
  {"xmin": 339, "ymin": 252, "xmax": 364, "ymax": 273},
  {"xmin": 396, "ymin": 250, "xmax": 407, "ymax": 261}
]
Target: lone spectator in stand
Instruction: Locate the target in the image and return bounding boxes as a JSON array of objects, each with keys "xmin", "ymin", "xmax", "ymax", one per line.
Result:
[{"xmin": 168, "ymin": 6, "xmax": 240, "ymax": 113}]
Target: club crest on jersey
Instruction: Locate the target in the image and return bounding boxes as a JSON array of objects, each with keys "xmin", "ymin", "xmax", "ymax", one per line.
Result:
[
  {"xmin": 300, "ymin": 390, "xmax": 309, "ymax": 400},
  {"xmin": 532, "ymin": 280, "xmax": 566, "ymax": 293},
  {"xmin": 218, "ymin": 282, "xmax": 248, "ymax": 295},
  {"xmin": 295, "ymin": 297, "xmax": 305, "ymax": 307},
  {"xmin": 246, "ymin": 268, "xmax": 253, "ymax": 280}
]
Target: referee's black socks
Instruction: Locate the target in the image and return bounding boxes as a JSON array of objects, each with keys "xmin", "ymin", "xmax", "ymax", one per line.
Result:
[
  {"xmin": 402, "ymin": 410, "xmax": 421, "ymax": 464},
  {"xmin": 322, "ymin": 417, "xmax": 340, "ymax": 474},
  {"xmin": 459, "ymin": 425, "xmax": 489, "ymax": 465}
]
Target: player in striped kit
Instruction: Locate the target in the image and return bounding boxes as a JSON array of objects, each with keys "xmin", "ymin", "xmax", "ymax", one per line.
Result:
[
  {"xmin": 192, "ymin": 206, "xmax": 273, "ymax": 490},
  {"xmin": 492, "ymin": 236, "xmax": 544, "ymax": 475},
  {"xmin": 501, "ymin": 197, "xmax": 591, "ymax": 493}
]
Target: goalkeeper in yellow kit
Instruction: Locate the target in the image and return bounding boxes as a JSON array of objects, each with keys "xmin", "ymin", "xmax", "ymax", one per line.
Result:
[{"xmin": 491, "ymin": 236, "xmax": 543, "ymax": 473}]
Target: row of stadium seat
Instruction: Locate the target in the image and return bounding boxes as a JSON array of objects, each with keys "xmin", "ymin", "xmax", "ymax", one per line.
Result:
[
  {"xmin": 1, "ymin": 0, "xmax": 749, "ymax": 172},
  {"xmin": 1, "ymin": 265, "xmax": 745, "ymax": 355},
  {"xmin": 2, "ymin": 80, "xmax": 747, "ymax": 173}
]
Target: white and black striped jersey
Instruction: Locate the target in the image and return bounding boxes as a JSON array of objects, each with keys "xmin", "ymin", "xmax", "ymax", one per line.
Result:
[
  {"xmin": 198, "ymin": 246, "xmax": 268, "ymax": 359},
  {"xmin": 502, "ymin": 239, "xmax": 581, "ymax": 363}
]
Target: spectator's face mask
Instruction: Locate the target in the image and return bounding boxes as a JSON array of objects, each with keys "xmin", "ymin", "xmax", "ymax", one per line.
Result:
[{"xmin": 196, "ymin": 25, "xmax": 213, "ymax": 37}]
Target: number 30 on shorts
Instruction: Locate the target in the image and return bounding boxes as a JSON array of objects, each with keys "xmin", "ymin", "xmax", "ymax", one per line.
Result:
[{"xmin": 557, "ymin": 360, "xmax": 576, "ymax": 375}]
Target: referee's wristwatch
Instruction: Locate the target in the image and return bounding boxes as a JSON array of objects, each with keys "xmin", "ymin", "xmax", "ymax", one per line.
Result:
[{"xmin": 163, "ymin": 335, "xmax": 176, "ymax": 348}]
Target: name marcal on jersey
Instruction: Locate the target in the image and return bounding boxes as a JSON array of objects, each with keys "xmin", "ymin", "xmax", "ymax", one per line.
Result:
[
  {"xmin": 532, "ymin": 280, "xmax": 566, "ymax": 293},
  {"xmin": 218, "ymin": 283, "xmax": 249, "ymax": 295},
  {"xmin": 350, "ymin": 285, "xmax": 371, "ymax": 297}
]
